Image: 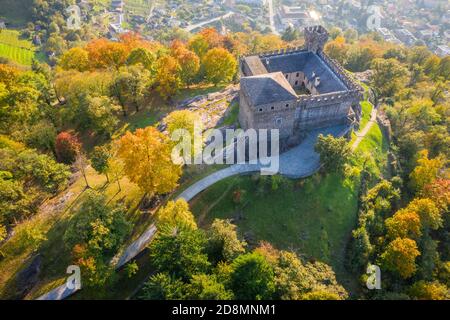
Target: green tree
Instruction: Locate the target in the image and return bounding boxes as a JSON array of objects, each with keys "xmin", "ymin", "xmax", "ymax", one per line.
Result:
[
  {"xmin": 63, "ymin": 191, "xmax": 131, "ymax": 257},
  {"xmin": 371, "ymin": 58, "xmax": 409, "ymax": 97},
  {"xmin": 148, "ymin": 224, "xmax": 210, "ymax": 281},
  {"xmin": 229, "ymin": 252, "xmax": 275, "ymax": 300},
  {"xmin": 207, "ymin": 219, "xmax": 246, "ymax": 264},
  {"xmin": 91, "ymin": 145, "xmax": 112, "ymax": 182},
  {"xmin": 126, "ymin": 47, "xmax": 156, "ymax": 73},
  {"xmin": 185, "ymin": 274, "xmax": 233, "ymax": 300},
  {"xmin": 140, "ymin": 273, "xmax": 186, "ymax": 300},
  {"xmin": 315, "ymin": 134, "xmax": 351, "ymax": 173}
]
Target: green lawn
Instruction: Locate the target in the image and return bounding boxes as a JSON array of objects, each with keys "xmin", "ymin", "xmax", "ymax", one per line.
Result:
[
  {"xmin": 0, "ymin": 30, "xmax": 43, "ymax": 66},
  {"xmin": 190, "ymin": 173, "xmax": 361, "ymax": 292}
]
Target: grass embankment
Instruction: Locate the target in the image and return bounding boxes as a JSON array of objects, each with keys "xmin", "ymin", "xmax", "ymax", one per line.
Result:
[
  {"xmin": 190, "ymin": 173, "xmax": 360, "ymax": 292},
  {"xmin": 0, "ymin": 30, "xmax": 45, "ymax": 66}
]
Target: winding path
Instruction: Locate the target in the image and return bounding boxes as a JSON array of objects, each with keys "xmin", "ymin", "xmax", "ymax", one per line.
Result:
[
  {"xmin": 352, "ymin": 104, "xmax": 378, "ymax": 151},
  {"xmin": 177, "ymin": 125, "xmax": 349, "ymax": 202}
]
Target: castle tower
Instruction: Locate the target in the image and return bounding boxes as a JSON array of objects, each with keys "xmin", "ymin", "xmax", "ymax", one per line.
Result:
[{"xmin": 304, "ymin": 25, "xmax": 329, "ymax": 53}]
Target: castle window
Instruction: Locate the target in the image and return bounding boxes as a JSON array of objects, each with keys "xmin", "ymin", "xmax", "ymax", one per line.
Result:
[
  {"xmin": 271, "ymin": 106, "xmax": 275, "ymax": 110},
  {"xmin": 295, "ymin": 81, "xmax": 299, "ymax": 86},
  {"xmin": 285, "ymin": 74, "xmax": 288, "ymax": 79},
  {"xmin": 275, "ymin": 117, "xmax": 283, "ymax": 126},
  {"xmin": 285, "ymin": 103, "xmax": 289, "ymax": 108},
  {"xmin": 259, "ymin": 108, "xmax": 263, "ymax": 112},
  {"xmin": 296, "ymin": 73, "xmax": 300, "ymax": 77}
]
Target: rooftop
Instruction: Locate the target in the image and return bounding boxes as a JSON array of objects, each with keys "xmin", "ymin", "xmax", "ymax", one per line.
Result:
[
  {"xmin": 242, "ymin": 50, "xmax": 348, "ymax": 104},
  {"xmin": 241, "ymin": 72, "xmax": 298, "ymax": 106}
]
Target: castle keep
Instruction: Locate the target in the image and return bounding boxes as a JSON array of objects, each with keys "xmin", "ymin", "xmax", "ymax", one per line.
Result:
[{"xmin": 239, "ymin": 26, "xmax": 363, "ymax": 147}]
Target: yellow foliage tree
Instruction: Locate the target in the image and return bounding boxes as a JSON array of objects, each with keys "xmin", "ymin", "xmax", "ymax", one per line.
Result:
[
  {"xmin": 410, "ymin": 150, "xmax": 444, "ymax": 194},
  {"xmin": 381, "ymin": 238, "xmax": 420, "ymax": 279},
  {"xmin": 156, "ymin": 199, "xmax": 197, "ymax": 229},
  {"xmin": 117, "ymin": 127, "xmax": 181, "ymax": 197},
  {"xmin": 155, "ymin": 55, "xmax": 182, "ymax": 100},
  {"xmin": 385, "ymin": 209, "xmax": 422, "ymax": 240},
  {"xmin": 59, "ymin": 47, "xmax": 90, "ymax": 72},
  {"xmin": 408, "ymin": 198, "xmax": 442, "ymax": 230},
  {"xmin": 171, "ymin": 40, "xmax": 200, "ymax": 86},
  {"xmin": 409, "ymin": 281, "xmax": 449, "ymax": 300},
  {"xmin": 202, "ymin": 48, "xmax": 237, "ymax": 85}
]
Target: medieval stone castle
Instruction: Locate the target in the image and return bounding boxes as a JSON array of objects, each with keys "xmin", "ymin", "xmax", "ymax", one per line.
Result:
[{"xmin": 239, "ymin": 25, "xmax": 363, "ymax": 148}]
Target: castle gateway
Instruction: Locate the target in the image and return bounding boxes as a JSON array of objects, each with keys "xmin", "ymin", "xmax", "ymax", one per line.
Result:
[{"xmin": 239, "ymin": 26, "xmax": 363, "ymax": 147}]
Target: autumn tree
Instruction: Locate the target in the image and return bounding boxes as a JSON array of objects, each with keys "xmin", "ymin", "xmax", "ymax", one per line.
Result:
[
  {"xmin": 408, "ymin": 198, "xmax": 442, "ymax": 231},
  {"xmin": 171, "ymin": 40, "xmax": 200, "ymax": 86},
  {"xmin": 117, "ymin": 127, "xmax": 181, "ymax": 198},
  {"xmin": 59, "ymin": 47, "xmax": 90, "ymax": 72},
  {"xmin": 155, "ymin": 55, "xmax": 182, "ymax": 100},
  {"xmin": 409, "ymin": 281, "xmax": 449, "ymax": 300},
  {"xmin": 202, "ymin": 48, "xmax": 237, "ymax": 85},
  {"xmin": 409, "ymin": 150, "xmax": 444, "ymax": 195},
  {"xmin": 381, "ymin": 238, "xmax": 421, "ymax": 279},
  {"xmin": 55, "ymin": 131, "xmax": 81, "ymax": 164},
  {"xmin": 86, "ymin": 39, "xmax": 129, "ymax": 70},
  {"xmin": 324, "ymin": 36, "xmax": 349, "ymax": 65},
  {"xmin": 156, "ymin": 199, "xmax": 197, "ymax": 229},
  {"xmin": 385, "ymin": 209, "xmax": 422, "ymax": 240}
]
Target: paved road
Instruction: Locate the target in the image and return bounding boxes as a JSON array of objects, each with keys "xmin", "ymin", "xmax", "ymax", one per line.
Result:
[
  {"xmin": 184, "ymin": 12, "xmax": 235, "ymax": 32},
  {"xmin": 177, "ymin": 124, "xmax": 350, "ymax": 202}
]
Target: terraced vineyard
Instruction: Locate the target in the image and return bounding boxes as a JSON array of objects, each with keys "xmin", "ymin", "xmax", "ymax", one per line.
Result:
[{"xmin": 0, "ymin": 30, "xmax": 43, "ymax": 65}]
